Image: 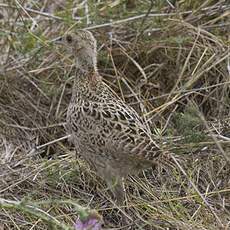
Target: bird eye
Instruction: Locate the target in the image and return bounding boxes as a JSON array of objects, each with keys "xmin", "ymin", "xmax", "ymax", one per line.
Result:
[{"xmin": 66, "ymin": 34, "xmax": 73, "ymax": 43}]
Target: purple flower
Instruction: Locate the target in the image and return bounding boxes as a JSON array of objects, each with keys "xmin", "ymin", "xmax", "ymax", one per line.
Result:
[{"xmin": 74, "ymin": 211, "xmax": 102, "ymax": 230}]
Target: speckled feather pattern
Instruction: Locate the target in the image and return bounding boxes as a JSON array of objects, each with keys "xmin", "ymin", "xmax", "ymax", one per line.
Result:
[
  {"xmin": 59, "ymin": 30, "xmax": 162, "ymax": 202},
  {"xmin": 67, "ymin": 69, "xmax": 162, "ymax": 175}
]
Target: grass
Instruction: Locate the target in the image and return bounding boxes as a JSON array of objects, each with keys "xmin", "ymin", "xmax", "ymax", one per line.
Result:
[{"xmin": 0, "ymin": 0, "xmax": 230, "ymax": 229}]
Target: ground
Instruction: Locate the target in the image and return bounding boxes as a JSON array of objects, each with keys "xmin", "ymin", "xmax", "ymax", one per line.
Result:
[{"xmin": 0, "ymin": 0, "xmax": 229, "ymax": 229}]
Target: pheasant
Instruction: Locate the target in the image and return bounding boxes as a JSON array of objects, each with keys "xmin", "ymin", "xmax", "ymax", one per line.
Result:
[{"xmin": 55, "ymin": 30, "xmax": 164, "ymax": 204}]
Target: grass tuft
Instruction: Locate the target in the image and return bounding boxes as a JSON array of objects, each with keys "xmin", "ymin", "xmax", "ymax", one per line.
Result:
[{"xmin": 0, "ymin": 0, "xmax": 229, "ymax": 229}]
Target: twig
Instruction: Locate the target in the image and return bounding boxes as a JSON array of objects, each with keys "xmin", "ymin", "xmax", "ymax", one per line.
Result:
[
  {"xmin": 0, "ymin": 3, "xmax": 62, "ymax": 20},
  {"xmin": 138, "ymin": 0, "xmax": 155, "ymax": 36},
  {"xmin": 34, "ymin": 135, "xmax": 71, "ymax": 150},
  {"xmin": 214, "ymin": 134, "xmax": 230, "ymax": 141},
  {"xmin": 84, "ymin": 14, "xmax": 162, "ymax": 30},
  {"xmin": 85, "ymin": 0, "xmax": 91, "ymax": 25}
]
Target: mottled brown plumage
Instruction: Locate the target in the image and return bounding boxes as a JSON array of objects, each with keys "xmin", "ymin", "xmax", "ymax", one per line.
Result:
[{"xmin": 56, "ymin": 30, "xmax": 163, "ymax": 203}]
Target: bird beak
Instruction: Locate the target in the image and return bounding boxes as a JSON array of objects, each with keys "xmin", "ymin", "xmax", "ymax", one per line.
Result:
[{"xmin": 49, "ymin": 36, "xmax": 63, "ymax": 44}]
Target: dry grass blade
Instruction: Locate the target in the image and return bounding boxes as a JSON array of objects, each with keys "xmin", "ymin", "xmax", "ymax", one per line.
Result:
[{"xmin": 0, "ymin": 0, "xmax": 229, "ymax": 229}]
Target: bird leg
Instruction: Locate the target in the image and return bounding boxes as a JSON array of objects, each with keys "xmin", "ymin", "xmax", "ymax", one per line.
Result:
[
  {"xmin": 108, "ymin": 176, "xmax": 125, "ymax": 206},
  {"xmin": 107, "ymin": 176, "xmax": 131, "ymax": 226}
]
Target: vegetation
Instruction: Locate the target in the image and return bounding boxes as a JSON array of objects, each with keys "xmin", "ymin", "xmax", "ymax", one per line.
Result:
[{"xmin": 0, "ymin": 0, "xmax": 229, "ymax": 229}]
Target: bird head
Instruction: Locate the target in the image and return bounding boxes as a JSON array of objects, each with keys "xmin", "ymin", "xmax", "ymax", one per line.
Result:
[{"xmin": 54, "ymin": 30, "xmax": 97, "ymax": 71}]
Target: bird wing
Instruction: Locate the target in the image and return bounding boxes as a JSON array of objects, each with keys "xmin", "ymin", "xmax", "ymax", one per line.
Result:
[
  {"xmin": 83, "ymin": 83, "xmax": 161, "ymax": 168},
  {"xmin": 98, "ymin": 99, "xmax": 161, "ymax": 158}
]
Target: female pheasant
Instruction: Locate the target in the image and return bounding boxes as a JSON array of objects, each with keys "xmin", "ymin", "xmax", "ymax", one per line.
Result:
[{"xmin": 56, "ymin": 30, "xmax": 163, "ymax": 204}]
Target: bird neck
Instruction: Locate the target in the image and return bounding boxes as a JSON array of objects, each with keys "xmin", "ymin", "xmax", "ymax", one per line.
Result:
[
  {"xmin": 76, "ymin": 65, "xmax": 97, "ymax": 76},
  {"xmin": 75, "ymin": 52, "xmax": 97, "ymax": 74},
  {"xmin": 74, "ymin": 56, "xmax": 101, "ymax": 94}
]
